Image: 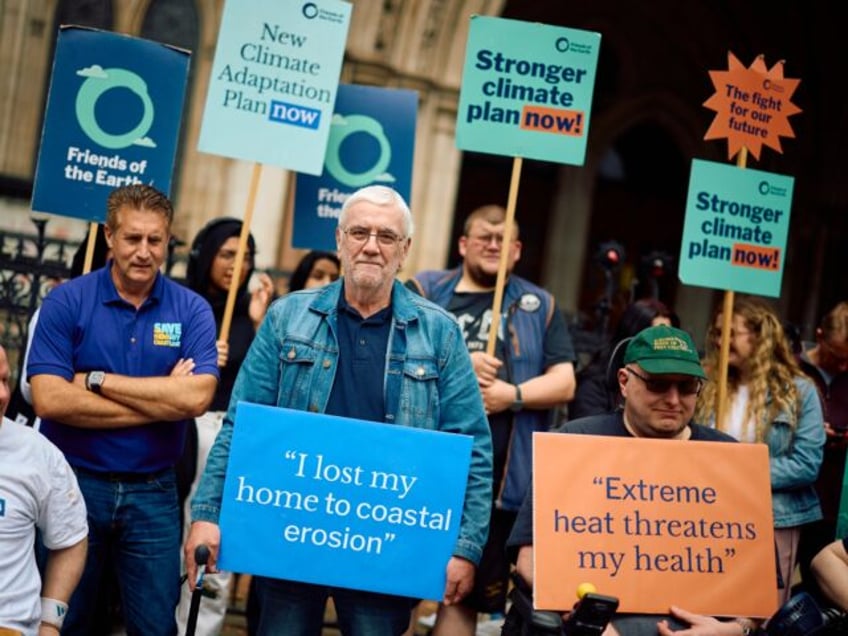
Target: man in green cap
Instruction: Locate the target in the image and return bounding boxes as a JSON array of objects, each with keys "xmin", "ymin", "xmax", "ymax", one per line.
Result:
[
  {"xmin": 504, "ymin": 325, "xmax": 768, "ymax": 635},
  {"xmin": 535, "ymin": 324, "xmax": 721, "ymax": 443}
]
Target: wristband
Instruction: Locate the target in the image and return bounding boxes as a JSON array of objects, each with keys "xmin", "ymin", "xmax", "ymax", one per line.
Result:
[{"xmin": 40, "ymin": 597, "xmax": 68, "ymax": 630}]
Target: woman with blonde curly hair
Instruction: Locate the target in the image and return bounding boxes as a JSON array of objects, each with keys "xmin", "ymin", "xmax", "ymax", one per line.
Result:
[{"xmin": 695, "ymin": 295, "xmax": 825, "ymax": 604}]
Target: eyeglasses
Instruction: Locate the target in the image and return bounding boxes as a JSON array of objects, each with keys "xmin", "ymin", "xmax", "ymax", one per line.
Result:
[
  {"xmin": 708, "ymin": 326, "xmax": 752, "ymax": 340},
  {"xmin": 342, "ymin": 227, "xmax": 405, "ymax": 247},
  {"xmin": 625, "ymin": 367, "xmax": 702, "ymax": 396},
  {"xmin": 468, "ymin": 233, "xmax": 512, "ymax": 247}
]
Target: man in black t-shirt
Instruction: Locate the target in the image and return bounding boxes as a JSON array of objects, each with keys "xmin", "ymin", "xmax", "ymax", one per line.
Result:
[{"xmin": 409, "ymin": 205, "xmax": 576, "ymax": 635}]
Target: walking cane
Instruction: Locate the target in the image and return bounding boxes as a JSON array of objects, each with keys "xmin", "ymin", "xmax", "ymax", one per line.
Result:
[{"xmin": 185, "ymin": 544, "xmax": 210, "ymax": 636}]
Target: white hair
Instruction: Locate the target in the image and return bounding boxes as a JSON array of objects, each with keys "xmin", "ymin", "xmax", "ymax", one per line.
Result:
[{"xmin": 338, "ymin": 185, "xmax": 414, "ymax": 238}]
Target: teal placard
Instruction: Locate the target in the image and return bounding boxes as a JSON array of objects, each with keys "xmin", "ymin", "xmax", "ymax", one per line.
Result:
[
  {"xmin": 198, "ymin": 0, "xmax": 351, "ymax": 175},
  {"xmin": 679, "ymin": 159, "xmax": 794, "ymax": 297},
  {"xmin": 456, "ymin": 16, "xmax": 600, "ymax": 165}
]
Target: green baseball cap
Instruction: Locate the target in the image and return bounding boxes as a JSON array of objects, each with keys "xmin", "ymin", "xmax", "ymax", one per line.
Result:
[{"xmin": 623, "ymin": 325, "xmax": 706, "ymax": 378}]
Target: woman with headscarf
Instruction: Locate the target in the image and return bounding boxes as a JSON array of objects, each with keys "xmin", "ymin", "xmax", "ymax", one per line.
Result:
[{"xmin": 175, "ymin": 217, "xmax": 274, "ymax": 634}]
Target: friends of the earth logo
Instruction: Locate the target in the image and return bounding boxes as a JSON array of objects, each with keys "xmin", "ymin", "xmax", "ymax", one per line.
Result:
[
  {"xmin": 301, "ymin": 1, "xmax": 346, "ymax": 24},
  {"xmin": 63, "ymin": 65, "xmax": 155, "ymax": 188},
  {"xmin": 153, "ymin": 322, "xmax": 182, "ymax": 347}
]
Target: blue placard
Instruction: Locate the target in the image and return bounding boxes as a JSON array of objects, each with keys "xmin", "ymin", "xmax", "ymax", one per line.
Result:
[
  {"xmin": 456, "ymin": 16, "xmax": 600, "ymax": 165},
  {"xmin": 218, "ymin": 403, "xmax": 472, "ymax": 600},
  {"xmin": 31, "ymin": 27, "xmax": 190, "ymax": 222},
  {"xmin": 293, "ymin": 84, "xmax": 418, "ymax": 250},
  {"xmin": 678, "ymin": 159, "xmax": 794, "ymax": 297},
  {"xmin": 198, "ymin": 0, "xmax": 351, "ymax": 175}
]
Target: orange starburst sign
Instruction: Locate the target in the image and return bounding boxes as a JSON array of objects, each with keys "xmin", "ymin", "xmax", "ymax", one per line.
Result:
[{"xmin": 703, "ymin": 52, "xmax": 801, "ymax": 160}]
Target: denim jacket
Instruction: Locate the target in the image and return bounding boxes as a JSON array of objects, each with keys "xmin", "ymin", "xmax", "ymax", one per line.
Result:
[
  {"xmin": 411, "ymin": 268, "xmax": 560, "ymax": 511},
  {"xmin": 767, "ymin": 376, "xmax": 825, "ymax": 528},
  {"xmin": 192, "ymin": 280, "xmax": 493, "ymax": 564},
  {"xmin": 704, "ymin": 376, "xmax": 825, "ymax": 527}
]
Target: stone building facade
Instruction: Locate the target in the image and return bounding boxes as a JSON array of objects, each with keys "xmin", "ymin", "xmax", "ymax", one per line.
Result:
[{"xmin": 1, "ymin": 0, "xmax": 845, "ymax": 340}]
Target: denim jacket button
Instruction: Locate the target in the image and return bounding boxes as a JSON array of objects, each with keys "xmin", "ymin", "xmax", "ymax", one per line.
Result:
[
  {"xmin": 323, "ymin": 359, "xmax": 331, "ymax": 369},
  {"xmin": 309, "ymin": 404, "xmax": 319, "ymax": 412},
  {"xmin": 416, "ymin": 366, "xmax": 425, "ymax": 377},
  {"xmin": 287, "ymin": 348, "xmax": 296, "ymax": 360}
]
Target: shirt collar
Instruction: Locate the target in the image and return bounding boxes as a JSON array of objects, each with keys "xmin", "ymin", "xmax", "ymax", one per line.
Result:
[{"xmin": 99, "ymin": 260, "xmax": 163, "ymax": 306}]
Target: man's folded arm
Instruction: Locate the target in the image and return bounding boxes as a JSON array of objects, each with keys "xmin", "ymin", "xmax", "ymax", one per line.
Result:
[
  {"xmin": 32, "ymin": 372, "xmax": 217, "ymax": 426},
  {"xmin": 96, "ymin": 372, "xmax": 217, "ymax": 420},
  {"xmin": 31, "ymin": 374, "xmax": 153, "ymax": 428}
]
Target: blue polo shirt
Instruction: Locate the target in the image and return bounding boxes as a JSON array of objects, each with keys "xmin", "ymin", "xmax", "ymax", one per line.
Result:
[{"xmin": 27, "ymin": 264, "xmax": 219, "ymax": 473}]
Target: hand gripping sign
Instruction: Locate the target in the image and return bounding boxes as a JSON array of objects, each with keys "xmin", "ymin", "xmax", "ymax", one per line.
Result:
[
  {"xmin": 195, "ymin": 0, "xmax": 351, "ymax": 341},
  {"xmin": 455, "ymin": 16, "xmax": 601, "ymax": 354},
  {"xmin": 533, "ymin": 433, "xmax": 777, "ymax": 618},
  {"xmin": 218, "ymin": 403, "xmax": 472, "ymax": 601}
]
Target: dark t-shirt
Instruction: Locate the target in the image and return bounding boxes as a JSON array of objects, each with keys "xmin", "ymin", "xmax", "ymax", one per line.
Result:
[{"xmin": 446, "ymin": 291, "xmax": 574, "ymax": 493}]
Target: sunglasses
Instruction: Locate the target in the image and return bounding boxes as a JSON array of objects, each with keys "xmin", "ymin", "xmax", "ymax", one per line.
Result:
[{"xmin": 625, "ymin": 367, "xmax": 702, "ymax": 396}]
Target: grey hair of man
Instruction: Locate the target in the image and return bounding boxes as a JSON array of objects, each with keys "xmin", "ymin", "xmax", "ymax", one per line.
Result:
[{"xmin": 338, "ymin": 185, "xmax": 415, "ymax": 239}]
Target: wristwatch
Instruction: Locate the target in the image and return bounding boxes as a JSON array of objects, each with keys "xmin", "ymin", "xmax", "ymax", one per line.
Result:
[
  {"xmin": 510, "ymin": 384, "xmax": 524, "ymax": 412},
  {"xmin": 85, "ymin": 370, "xmax": 106, "ymax": 394}
]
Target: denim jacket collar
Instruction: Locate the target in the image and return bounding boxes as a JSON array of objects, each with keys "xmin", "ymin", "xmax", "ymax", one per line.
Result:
[{"xmin": 309, "ymin": 279, "xmax": 419, "ymax": 326}]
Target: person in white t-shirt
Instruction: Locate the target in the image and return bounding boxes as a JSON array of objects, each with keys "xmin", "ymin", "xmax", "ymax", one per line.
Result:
[{"xmin": 0, "ymin": 345, "xmax": 88, "ymax": 636}]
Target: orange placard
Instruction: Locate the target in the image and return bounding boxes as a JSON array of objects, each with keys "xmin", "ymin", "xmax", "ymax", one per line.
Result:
[
  {"xmin": 533, "ymin": 433, "xmax": 777, "ymax": 618},
  {"xmin": 703, "ymin": 52, "xmax": 801, "ymax": 161}
]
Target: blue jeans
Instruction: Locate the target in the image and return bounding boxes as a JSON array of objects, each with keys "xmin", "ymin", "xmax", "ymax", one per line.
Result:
[
  {"xmin": 252, "ymin": 576, "xmax": 416, "ymax": 635},
  {"xmin": 63, "ymin": 468, "xmax": 180, "ymax": 636}
]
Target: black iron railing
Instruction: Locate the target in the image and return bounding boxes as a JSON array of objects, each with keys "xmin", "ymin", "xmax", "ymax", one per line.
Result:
[
  {"xmin": 0, "ymin": 218, "xmax": 79, "ymax": 387},
  {"xmin": 0, "ymin": 218, "xmax": 293, "ymax": 393}
]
